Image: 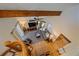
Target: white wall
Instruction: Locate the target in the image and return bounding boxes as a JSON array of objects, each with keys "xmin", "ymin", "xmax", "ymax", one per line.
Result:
[
  {"xmin": 44, "ymin": 5, "xmax": 79, "ymax": 56},
  {"xmin": 0, "ymin": 18, "xmax": 16, "ymax": 55}
]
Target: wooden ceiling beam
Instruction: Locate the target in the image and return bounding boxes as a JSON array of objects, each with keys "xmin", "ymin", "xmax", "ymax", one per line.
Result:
[{"xmin": 0, "ymin": 10, "xmax": 62, "ymax": 18}]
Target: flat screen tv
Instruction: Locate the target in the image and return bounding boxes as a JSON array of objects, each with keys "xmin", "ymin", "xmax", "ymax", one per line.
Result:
[{"xmin": 28, "ymin": 22, "xmax": 37, "ymax": 27}]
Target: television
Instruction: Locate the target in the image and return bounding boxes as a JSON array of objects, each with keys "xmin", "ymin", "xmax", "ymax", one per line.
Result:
[{"xmin": 28, "ymin": 22, "xmax": 37, "ymax": 27}]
